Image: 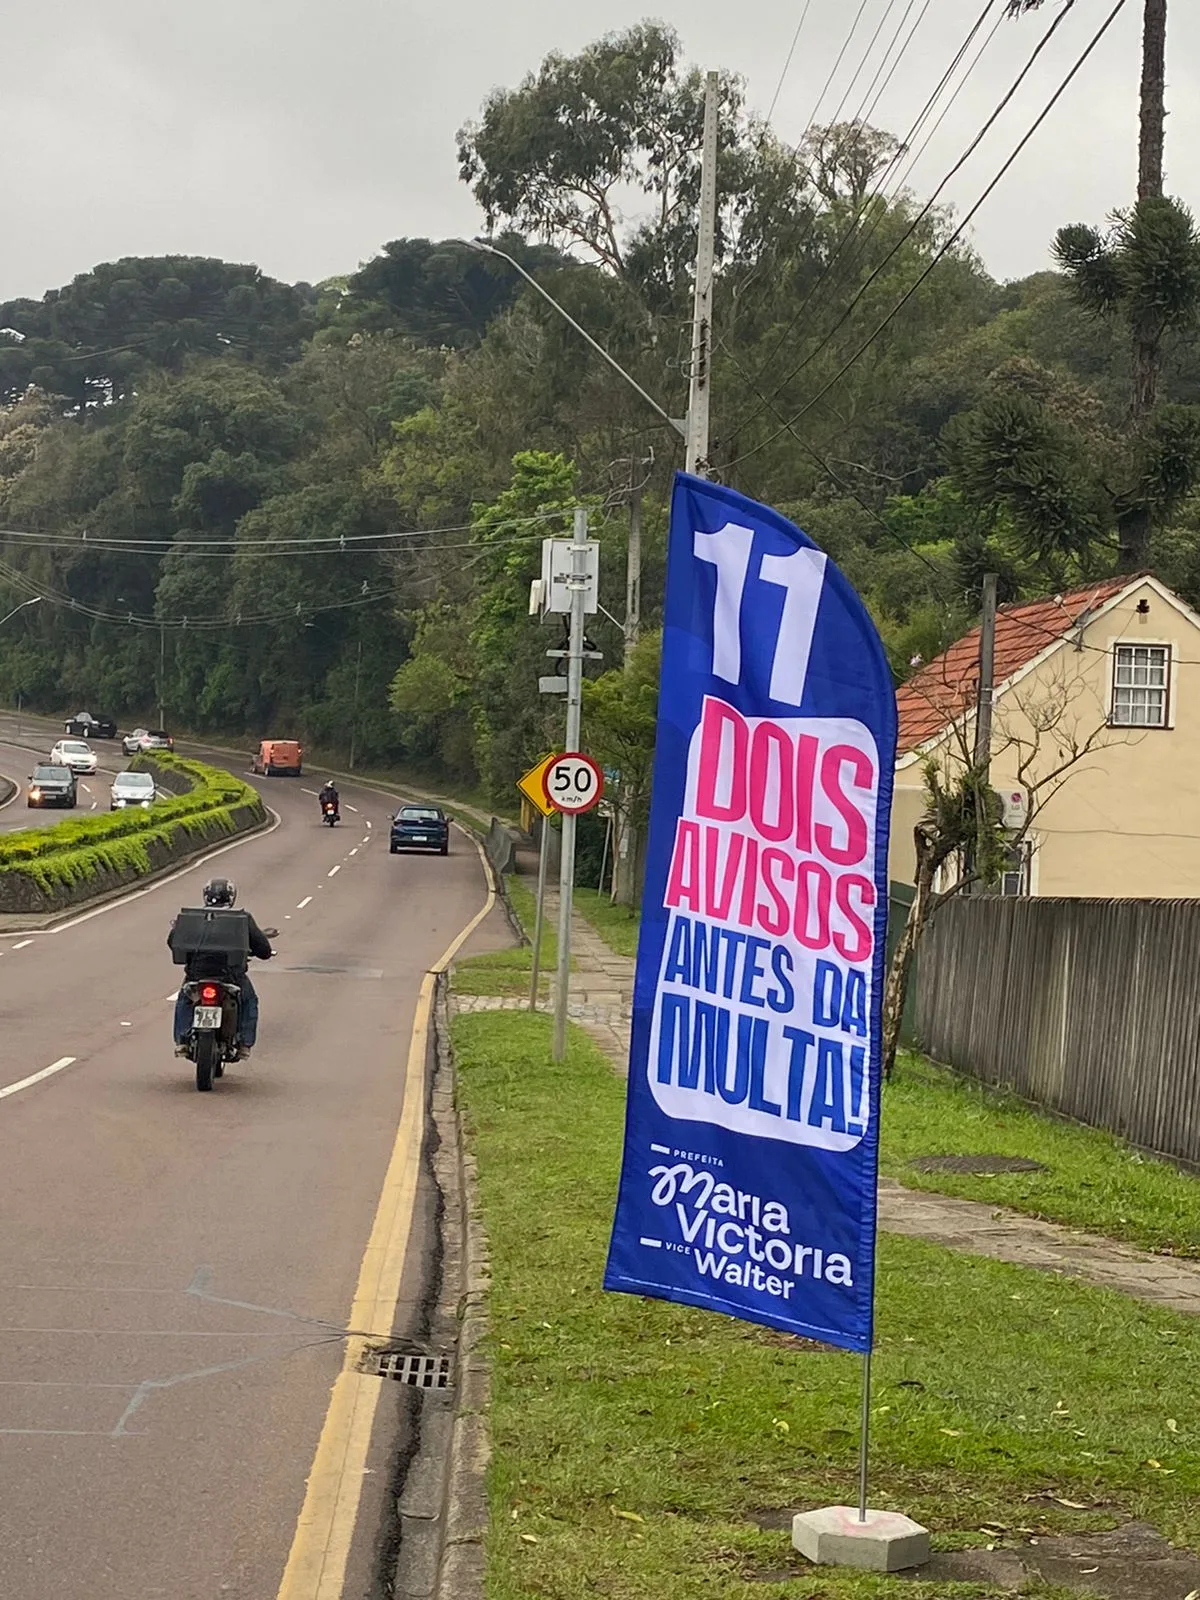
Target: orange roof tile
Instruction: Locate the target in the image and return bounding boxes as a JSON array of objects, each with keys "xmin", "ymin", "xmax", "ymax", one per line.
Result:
[{"xmin": 896, "ymin": 576, "xmax": 1135, "ymax": 756}]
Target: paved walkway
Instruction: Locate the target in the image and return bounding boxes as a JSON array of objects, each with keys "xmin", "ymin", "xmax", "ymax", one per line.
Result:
[
  {"xmin": 455, "ymin": 891, "xmax": 632, "ymax": 1064},
  {"xmin": 452, "ymin": 889, "xmax": 1200, "ymax": 1319}
]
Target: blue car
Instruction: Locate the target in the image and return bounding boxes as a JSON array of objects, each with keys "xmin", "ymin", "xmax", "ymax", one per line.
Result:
[{"xmin": 390, "ymin": 804, "xmax": 449, "ymax": 856}]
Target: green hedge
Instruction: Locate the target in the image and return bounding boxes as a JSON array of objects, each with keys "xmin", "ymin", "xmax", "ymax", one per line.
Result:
[{"xmin": 0, "ymin": 751, "xmax": 265, "ymax": 903}]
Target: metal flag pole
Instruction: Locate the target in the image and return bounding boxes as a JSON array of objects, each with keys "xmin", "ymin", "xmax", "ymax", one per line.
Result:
[
  {"xmin": 528, "ymin": 819, "xmax": 550, "ymax": 1013},
  {"xmin": 858, "ymin": 1347, "xmax": 873, "ymax": 1522}
]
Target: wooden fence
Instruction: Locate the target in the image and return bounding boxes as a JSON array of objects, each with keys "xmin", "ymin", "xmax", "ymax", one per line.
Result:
[{"xmin": 916, "ymin": 897, "xmax": 1200, "ymax": 1167}]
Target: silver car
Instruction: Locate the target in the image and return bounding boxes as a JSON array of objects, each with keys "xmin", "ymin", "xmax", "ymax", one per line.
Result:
[
  {"xmin": 110, "ymin": 770, "xmax": 157, "ymax": 810},
  {"xmin": 50, "ymin": 739, "xmax": 98, "ymax": 775}
]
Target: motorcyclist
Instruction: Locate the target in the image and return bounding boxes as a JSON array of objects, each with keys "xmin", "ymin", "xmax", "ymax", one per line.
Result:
[
  {"xmin": 319, "ymin": 780, "xmax": 340, "ymax": 817},
  {"xmin": 170, "ymin": 877, "xmax": 273, "ymax": 1060}
]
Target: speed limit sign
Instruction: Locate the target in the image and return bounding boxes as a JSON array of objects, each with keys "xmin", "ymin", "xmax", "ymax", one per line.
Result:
[{"xmin": 542, "ymin": 752, "xmax": 604, "ymax": 814}]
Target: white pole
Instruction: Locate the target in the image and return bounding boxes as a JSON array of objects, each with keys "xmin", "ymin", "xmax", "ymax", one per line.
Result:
[
  {"xmin": 686, "ymin": 70, "xmax": 719, "ymax": 477},
  {"xmin": 552, "ymin": 507, "xmax": 588, "ymax": 1061},
  {"xmin": 858, "ymin": 1348, "xmax": 873, "ymax": 1522}
]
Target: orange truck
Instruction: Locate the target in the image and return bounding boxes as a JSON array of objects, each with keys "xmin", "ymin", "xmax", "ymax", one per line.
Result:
[{"xmin": 252, "ymin": 739, "xmax": 303, "ymax": 777}]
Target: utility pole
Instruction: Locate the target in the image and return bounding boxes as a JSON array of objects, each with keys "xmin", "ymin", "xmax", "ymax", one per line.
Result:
[
  {"xmin": 552, "ymin": 506, "xmax": 589, "ymax": 1062},
  {"xmin": 685, "ymin": 69, "xmax": 719, "ymax": 478},
  {"xmin": 972, "ymin": 573, "xmax": 998, "ymax": 892},
  {"xmin": 625, "ymin": 459, "xmax": 643, "ymax": 657},
  {"xmin": 158, "ymin": 622, "xmax": 166, "ymax": 730},
  {"xmin": 349, "ymin": 638, "xmax": 363, "ymax": 770}
]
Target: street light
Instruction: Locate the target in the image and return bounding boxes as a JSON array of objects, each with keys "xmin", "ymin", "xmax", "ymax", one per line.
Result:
[
  {"xmin": 462, "ymin": 239, "xmax": 687, "ymax": 441},
  {"xmin": 0, "ymin": 596, "xmax": 41, "ymax": 628}
]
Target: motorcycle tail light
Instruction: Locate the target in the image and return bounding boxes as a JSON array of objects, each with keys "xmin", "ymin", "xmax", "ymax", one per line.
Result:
[{"xmin": 200, "ymin": 984, "xmax": 219, "ymax": 1004}]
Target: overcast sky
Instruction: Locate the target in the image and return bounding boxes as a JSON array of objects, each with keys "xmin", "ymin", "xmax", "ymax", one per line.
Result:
[{"xmin": 4, "ymin": 0, "xmax": 1197, "ymax": 302}]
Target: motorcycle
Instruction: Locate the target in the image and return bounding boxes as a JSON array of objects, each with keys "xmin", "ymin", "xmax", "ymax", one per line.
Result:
[
  {"xmin": 180, "ymin": 929, "xmax": 278, "ymax": 1092},
  {"xmin": 321, "ymin": 797, "xmax": 340, "ymax": 826}
]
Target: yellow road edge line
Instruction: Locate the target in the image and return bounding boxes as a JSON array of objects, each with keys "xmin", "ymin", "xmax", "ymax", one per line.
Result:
[{"xmin": 275, "ymin": 841, "xmax": 497, "ymax": 1600}]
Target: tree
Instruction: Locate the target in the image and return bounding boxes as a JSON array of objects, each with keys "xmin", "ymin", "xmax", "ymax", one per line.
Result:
[
  {"xmin": 882, "ymin": 658, "xmax": 1124, "ymax": 1076},
  {"xmin": 798, "ymin": 122, "xmax": 902, "ymax": 208},
  {"xmin": 1008, "ymin": 0, "xmax": 1181, "ymax": 567},
  {"xmin": 945, "ymin": 338, "xmax": 1200, "ymax": 574},
  {"xmin": 457, "ymin": 19, "xmax": 786, "ymax": 315},
  {"xmin": 0, "ymin": 257, "xmax": 312, "ymax": 410},
  {"xmin": 339, "ymin": 235, "xmax": 566, "ymax": 348},
  {"xmin": 581, "ymin": 631, "xmax": 661, "ymax": 904}
]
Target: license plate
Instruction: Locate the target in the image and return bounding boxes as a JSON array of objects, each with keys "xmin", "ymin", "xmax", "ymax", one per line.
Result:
[
  {"xmin": 412, "ymin": 835, "xmax": 427, "ymax": 842},
  {"xmin": 193, "ymin": 1006, "xmax": 222, "ymax": 1030}
]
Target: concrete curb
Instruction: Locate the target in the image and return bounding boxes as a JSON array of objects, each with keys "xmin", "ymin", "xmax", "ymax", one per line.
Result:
[
  {"xmin": 435, "ymin": 981, "xmax": 491, "ymax": 1600},
  {"xmin": 388, "ymin": 981, "xmax": 490, "ymax": 1600},
  {"xmin": 0, "ymin": 774, "xmax": 15, "ymax": 811}
]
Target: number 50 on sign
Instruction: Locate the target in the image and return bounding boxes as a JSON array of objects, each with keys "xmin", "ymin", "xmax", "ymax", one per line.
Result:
[{"xmin": 543, "ymin": 752, "xmax": 604, "ymax": 814}]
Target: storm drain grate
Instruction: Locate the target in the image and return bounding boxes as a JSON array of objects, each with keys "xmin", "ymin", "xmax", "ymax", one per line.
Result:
[{"xmin": 367, "ymin": 1351, "xmax": 453, "ymax": 1389}]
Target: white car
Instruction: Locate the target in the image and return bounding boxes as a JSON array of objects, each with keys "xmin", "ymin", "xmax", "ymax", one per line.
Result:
[
  {"xmin": 110, "ymin": 770, "xmax": 157, "ymax": 810},
  {"xmin": 50, "ymin": 739, "xmax": 98, "ymax": 775}
]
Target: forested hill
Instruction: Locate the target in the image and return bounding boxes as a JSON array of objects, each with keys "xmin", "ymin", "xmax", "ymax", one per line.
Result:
[{"xmin": 3, "ymin": 24, "xmax": 1199, "ymax": 807}]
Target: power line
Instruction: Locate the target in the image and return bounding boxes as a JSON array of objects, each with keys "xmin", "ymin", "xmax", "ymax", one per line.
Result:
[
  {"xmin": 0, "ymin": 507, "xmax": 576, "ymax": 554},
  {"xmin": 724, "ymin": 0, "xmax": 1129, "ymax": 471},
  {"xmin": 796, "ymin": 0, "xmax": 876, "ymax": 133},
  {"xmin": 734, "ymin": 0, "xmax": 1002, "ymax": 419},
  {"xmin": 731, "ymin": 0, "xmax": 1081, "ymax": 443},
  {"xmin": 764, "ymin": 0, "xmax": 817, "ymax": 126}
]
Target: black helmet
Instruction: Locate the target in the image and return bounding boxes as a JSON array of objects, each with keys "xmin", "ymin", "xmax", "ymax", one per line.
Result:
[{"xmin": 203, "ymin": 877, "xmax": 237, "ymax": 907}]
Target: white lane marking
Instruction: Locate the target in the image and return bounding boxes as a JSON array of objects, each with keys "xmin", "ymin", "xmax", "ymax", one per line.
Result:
[
  {"xmin": 0, "ymin": 1057, "xmax": 77, "ymax": 1102},
  {"xmin": 90, "ymin": 801, "xmax": 98, "ymax": 810},
  {"xmin": 349, "ymin": 848, "xmax": 359, "ymax": 857},
  {"xmin": 301, "ymin": 788, "xmax": 319, "ymax": 797},
  {"xmin": 297, "ymin": 896, "xmax": 312, "ymax": 910},
  {"xmin": 365, "ymin": 820, "xmax": 372, "ymax": 829},
  {"xmin": 164, "ymin": 991, "xmax": 178, "ymax": 1004},
  {"xmin": 327, "ymin": 865, "xmax": 340, "ymax": 877},
  {"xmin": 120, "ymin": 1022, "xmax": 131, "ymax": 1028},
  {"xmin": 346, "ymin": 804, "xmax": 359, "ymax": 814},
  {"xmin": 12, "ymin": 940, "xmax": 33, "ymax": 951},
  {"xmin": 51, "ymin": 809, "xmax": 282, "ymax": 934}
]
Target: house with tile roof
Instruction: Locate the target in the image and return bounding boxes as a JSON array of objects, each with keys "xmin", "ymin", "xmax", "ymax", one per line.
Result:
[{"xmin": 890, "ymin": 573, "xmax": 1200, "ymax": 898}]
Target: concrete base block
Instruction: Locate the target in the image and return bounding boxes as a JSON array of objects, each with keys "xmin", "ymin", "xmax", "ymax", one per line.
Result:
[{"xmin": 792, "ymin": 1506, "xmax": 930, "ymax": 1571}]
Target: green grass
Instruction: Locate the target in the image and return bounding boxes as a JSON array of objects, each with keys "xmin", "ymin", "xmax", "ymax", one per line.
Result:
[
  {"xmin": 572, "ymin": 885, "xmax": 641, "ymax": 958},
  {"xmin": 883, "ymin": 1053, "xmax": 1200, "ymax": 1258},
  {"xmin": 454, "ymin": 1009, "xmax": 1200, "ymax": 1599},
  {"xmin": 452, "ymin": 873, "xmax": 561, "ymax": 999}
]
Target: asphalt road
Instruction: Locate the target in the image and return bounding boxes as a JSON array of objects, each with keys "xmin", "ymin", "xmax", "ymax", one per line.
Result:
[
  {"xmin": 0, "ymin": 734, "xmax": 507, "ymax": 1599},
  {"xmin": 0, "ymin": 731, "xmax": 128, "ymax": 830}
]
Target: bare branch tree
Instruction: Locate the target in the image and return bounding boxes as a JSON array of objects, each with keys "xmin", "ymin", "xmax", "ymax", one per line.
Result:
[{"xmin": 882, "ymin": 656, "xmax": 1125, "ymax": 1077}]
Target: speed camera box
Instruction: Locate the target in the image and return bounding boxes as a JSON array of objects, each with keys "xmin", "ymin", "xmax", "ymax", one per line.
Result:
[{"xmin": 168, "ymin": 907, "xmax": 251, "ymax": 966}]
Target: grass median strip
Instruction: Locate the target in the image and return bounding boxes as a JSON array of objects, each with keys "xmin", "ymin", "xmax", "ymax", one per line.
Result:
[
  {"xmin": 883, "ymin": 1053, "xmax": 1200, "ymax": 1259},
  {"xmin": 0, "ymin": 751, "xmax": 263, "ymax": 905},
  {"xmin": 453, "ymin": 1009, "xmax": 1200, "ymax": 1598}
]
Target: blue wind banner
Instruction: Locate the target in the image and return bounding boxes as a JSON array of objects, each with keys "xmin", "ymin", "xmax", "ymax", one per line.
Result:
[{"xmin": 604, "ymin": 473, "xmax": 898, "ymax": 1354}]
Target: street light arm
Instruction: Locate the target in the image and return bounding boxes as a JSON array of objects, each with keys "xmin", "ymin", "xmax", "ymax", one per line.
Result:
[
  {"xmin": 0, "ymin": 596, "xmax": 41, "ymax": 628},
  {"xmin": 464, "ymin": 239, "xmax": 687, "ymax": 441}
]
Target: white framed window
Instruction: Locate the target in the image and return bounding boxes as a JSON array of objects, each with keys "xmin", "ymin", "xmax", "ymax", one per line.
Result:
[{"xmin": 1111, "ymin": 642, "xmax": 1170, "ymax": 727}]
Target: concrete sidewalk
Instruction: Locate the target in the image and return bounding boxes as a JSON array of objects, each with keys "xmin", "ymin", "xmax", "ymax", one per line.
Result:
[
  {"xmin": 454, "ymin": 890, "xmax": 633, "ymax": 1064},
  {"xmin": 453, "ymin": 892, "xmax": 1200, "ymax": 1321}
]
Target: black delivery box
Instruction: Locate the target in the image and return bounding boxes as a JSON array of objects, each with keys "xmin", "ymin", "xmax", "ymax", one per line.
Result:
[{"xmin": 168, "ymin": 907, "xmax": 251, "ymax": 966}]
